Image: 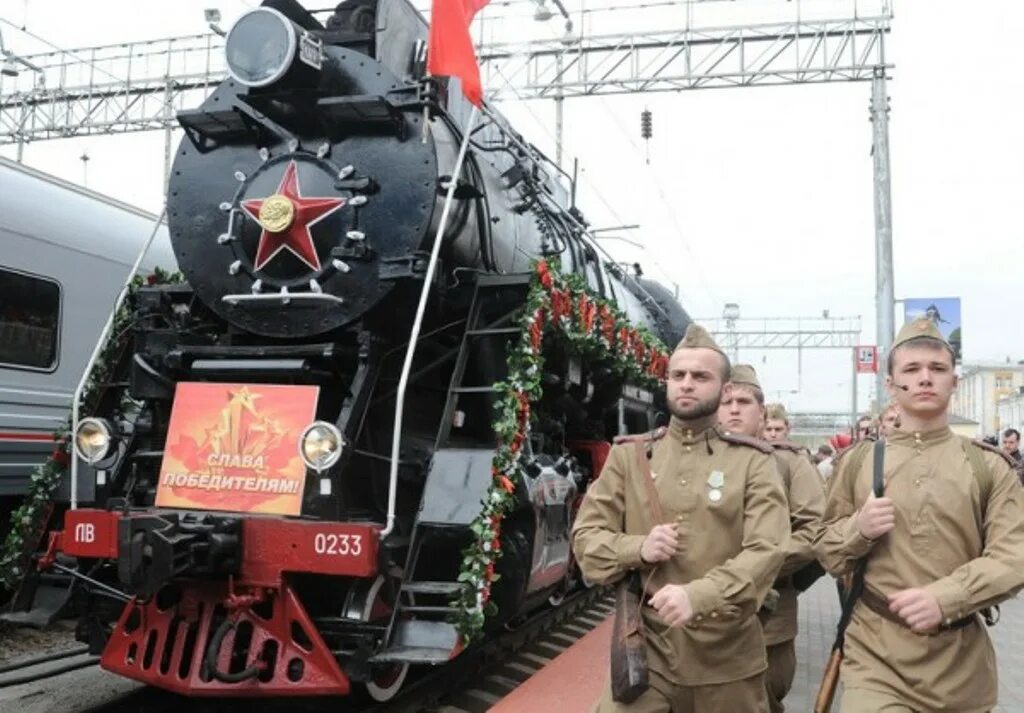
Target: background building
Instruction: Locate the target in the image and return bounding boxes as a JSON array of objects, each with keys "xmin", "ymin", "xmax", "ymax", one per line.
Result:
[
  {"xmin": 997, "ymin": 389, "xmax": 1024, "ymax": 435},
  {"xmin": 949, "ymin": 413, "xmax": 982, "ymax": 439},
  {"xmin": 952, "ymin": 363, "xmax": 1024, "ymax": 437}
]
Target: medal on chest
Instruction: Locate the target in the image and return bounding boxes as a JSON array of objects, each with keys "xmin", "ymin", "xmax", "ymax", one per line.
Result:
[{"xmin": 707, "ymin": 470, "xmax": 725, "ymax": 503}]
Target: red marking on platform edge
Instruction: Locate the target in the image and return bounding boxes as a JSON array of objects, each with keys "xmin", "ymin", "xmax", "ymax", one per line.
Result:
[{"xmin": 491, "ymin": 615, "xmax": 612, "ymax": 713}]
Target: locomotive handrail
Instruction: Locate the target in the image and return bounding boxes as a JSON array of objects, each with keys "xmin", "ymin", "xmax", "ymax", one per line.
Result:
[
  {"xmin": 221, "ymin": 292, "xmax": 346, "ymax": 306},
  {"xmin": 384, "ymin": 105, "xmax": 480, "ymax": 538},
  {"xmin": 71, "ymin": 207, "xmax": 168, "ymax": 510}
]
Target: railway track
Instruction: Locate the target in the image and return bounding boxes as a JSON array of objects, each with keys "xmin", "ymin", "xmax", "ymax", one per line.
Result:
[
  {"xmin": 0, "ymin": 645, "xmax": 98, "ymax": 688},
  {"xmin": 2, "ymin": 587, "xmax": 611, "ymax": 713}
]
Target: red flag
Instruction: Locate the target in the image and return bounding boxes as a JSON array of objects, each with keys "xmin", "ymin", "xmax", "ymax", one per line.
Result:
[{"xmin": 427, "ymin": 0, "xmax": 490, "ymax": 107}]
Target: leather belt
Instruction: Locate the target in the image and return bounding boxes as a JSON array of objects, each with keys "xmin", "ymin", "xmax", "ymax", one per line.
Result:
[{"xmin": 859, "ymin": 588, "xmax": 975, "ymax": 635}]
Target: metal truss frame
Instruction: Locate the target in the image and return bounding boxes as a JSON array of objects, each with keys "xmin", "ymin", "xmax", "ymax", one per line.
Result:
[
  {"xmin": 0, "ymin": 12, "xmax": 890, "ymax": 146},
  {"xmin": 480, "ymin": 15, "xmax": 890, "ymax": 100},
  {"xmin": 699, "ymin": 316, "xmax": 863, "ymax": 350}
]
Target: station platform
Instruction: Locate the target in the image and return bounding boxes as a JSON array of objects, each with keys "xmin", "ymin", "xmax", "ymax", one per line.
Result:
[
  {"xmin": 486, "ymin": 580, "xmax": 1024, "ymax": 712},
  {"xmin": 489, "ymin": 617, "xmax": 611, "ymax": 713}
]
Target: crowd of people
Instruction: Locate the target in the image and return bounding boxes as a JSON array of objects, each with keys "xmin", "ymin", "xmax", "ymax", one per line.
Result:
[{"xmin": 572, "ymin": 316, "xmax": 1024, "ymax": 713}]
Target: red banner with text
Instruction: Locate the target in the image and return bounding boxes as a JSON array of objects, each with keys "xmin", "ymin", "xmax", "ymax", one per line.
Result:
[{"xmin": 156, "ymin": 382, "xmax": 319, "ymax": 516}]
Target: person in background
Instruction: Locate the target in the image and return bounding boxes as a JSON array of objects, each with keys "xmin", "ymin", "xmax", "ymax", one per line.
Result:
[
  {"xmin": 878, "ymin": 404, "xmax": 900, "ymax": 438},
  {"xmin": 854, "ymin": 414, "xmax": 874, "ymax": 442},
  {"xmin": 813, "ymin": 444, "xmax": 834, "ymax": 467},
  {"xmin": 764, "ymin": 404, "xmax": 790, "ymax": 442},
  {"xmin": 719, "ymin": 364, "xmax": 825, "ymax": 713},
  {"xmin": 1001, "ymin": 428, "xmax": 1024, "ymax": 484},
  {"xmin": 819, "ymin": 433, "xmax": 853, "ymax": 481}
]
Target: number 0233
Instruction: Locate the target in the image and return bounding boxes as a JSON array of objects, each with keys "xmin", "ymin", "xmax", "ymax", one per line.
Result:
[{"xmin": 313, "ymin": 532, "xmax": 362, "ymax": 556}]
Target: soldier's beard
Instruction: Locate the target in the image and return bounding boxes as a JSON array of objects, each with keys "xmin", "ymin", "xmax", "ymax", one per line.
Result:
[{"xmin": 669, "ymin": 393, "xmax": 722, "ymax": 421}]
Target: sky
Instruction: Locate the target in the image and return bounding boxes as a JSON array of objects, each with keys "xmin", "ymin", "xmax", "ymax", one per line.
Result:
[{"xmin": 2, "ymin": 0, "xmax": 1022, "ymax": 420}]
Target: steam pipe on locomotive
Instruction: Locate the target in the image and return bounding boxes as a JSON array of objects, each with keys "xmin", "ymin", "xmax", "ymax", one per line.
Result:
[{"xmin": 29, "ymin": 0, "xmax": 691, "ymax": 700}]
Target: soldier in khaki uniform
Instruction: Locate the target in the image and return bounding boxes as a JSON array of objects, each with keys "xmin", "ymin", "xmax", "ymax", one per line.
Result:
[
  {"xmin": 763, "ymin": 404, "xmax": 790, "ymax": 442},
  {"xmin": 814, "ymin": 318, "xmax": 1024, "ymax": 713},
  {"xmin": 877, "ymin": 403, "xmax": 900, "ymax": 438},
  {"xmin": 718, "ymin": 365, "xmax": 825, "ymax": 713},
  {"xmin": 573, "ymin": 325, "xmax": 789, "ymax": 713}
]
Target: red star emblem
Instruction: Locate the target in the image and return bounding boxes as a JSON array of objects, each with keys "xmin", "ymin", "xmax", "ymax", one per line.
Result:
[{"xmin": 240, "ymin": 161, "xmax": 346, "ymax": 272}]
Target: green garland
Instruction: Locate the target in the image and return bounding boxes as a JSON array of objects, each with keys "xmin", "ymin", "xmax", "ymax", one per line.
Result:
[
  {"xmin": 451, "ymin": 259, "xmax": 669, "ymax": 641},
  {"xmin": 0, "ymin": 268, "xmax": 182, "ymax": 591}
]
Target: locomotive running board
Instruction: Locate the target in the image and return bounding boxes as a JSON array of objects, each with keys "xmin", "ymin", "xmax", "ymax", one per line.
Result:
[
  {"xmin": 368, "ymin": 620, "xmax": 460, "ymax": 665},
  {"xmin": 1, "ymin": 570, "xmax": 74, "ymax": 628}
]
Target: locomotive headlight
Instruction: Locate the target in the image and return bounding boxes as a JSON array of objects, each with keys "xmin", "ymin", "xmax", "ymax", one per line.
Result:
[
  {"xmin": 74, "ymin": 418, "xmax": 114, "ymax": 465},
  {"xmin": 300, "ymin": 421, "xmax": 344, "ymax": 473},
  {"xmin": 225, "ymin": 7, "xmax": 322, "ymax": 89}
]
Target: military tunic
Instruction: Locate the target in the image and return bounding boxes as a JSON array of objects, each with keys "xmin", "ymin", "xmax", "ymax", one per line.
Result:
[
  {"xmin": 814, "ymin": 427, "xmax": 1024, "ymax": 712},
  {"xmin": 572, "ymin": 418, "xmax": 789, "ymax": 690},
  {"xmin": 762, "ymin": 444, "xmax": 826, "ymax": 647},
  {"xmin": 761, "ymin": 444, "xmax": 826, "ymax": 713}
]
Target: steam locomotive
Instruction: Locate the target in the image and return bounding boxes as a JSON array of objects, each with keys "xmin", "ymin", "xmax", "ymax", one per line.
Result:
[{"xmin": 35, "ymin": 0, "xmax": 689, "ymax": 700}]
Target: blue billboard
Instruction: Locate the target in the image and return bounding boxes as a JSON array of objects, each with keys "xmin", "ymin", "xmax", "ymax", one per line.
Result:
[{"xmin": 904, "ymin": 297, "xmax": 961, "ymax": 361}]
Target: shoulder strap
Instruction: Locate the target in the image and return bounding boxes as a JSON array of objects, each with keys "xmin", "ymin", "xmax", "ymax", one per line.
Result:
[
  {"xmin": 960, "ymin": 436, "xmax": 995, "ymax": 521},
  {"xmin": 632, "ymin": 441, "xmax": 664, "ymax": 524},
  {"xmin": 829, "ymin": 438, "xmax": 885, "ymax": 655},
  {"xmin": 719, "ymin": 431, "xmax": 774, "ymax": 454},
  {"xmin": 614, "ymin": 426, "xmax": 668, "ymax": 445},
  {"xmin": 771, "ymin": 440, "xmax": 805, "ymax": 454}
]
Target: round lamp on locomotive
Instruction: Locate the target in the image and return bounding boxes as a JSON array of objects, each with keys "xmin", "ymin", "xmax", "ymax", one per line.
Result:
[
  {"xmin": 225, "ymin": 7, "xmax": 323, "ymax": 88},
  {"xmin": 73, "ymin": 417, "xmax": 115, "ymax": 465}
]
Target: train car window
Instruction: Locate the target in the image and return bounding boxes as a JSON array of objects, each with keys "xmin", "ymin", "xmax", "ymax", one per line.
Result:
[{"xmin": 0, "ymin": 267, "xmax": 61, "ymax": 371}]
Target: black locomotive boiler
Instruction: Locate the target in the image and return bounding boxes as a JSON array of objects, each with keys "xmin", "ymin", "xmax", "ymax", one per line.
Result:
[{"xmin": 35, "ymin": 0, "xmax": 690, "ymax": 700}]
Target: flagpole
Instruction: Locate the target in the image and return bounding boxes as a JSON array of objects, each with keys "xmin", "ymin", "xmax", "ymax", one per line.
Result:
[{"xmin": 382, "ymin": 104, "xmax": 479, "ymax": 538}]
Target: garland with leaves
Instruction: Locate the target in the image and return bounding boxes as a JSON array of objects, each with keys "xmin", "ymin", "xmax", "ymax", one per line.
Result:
[
  {"xmin": 0, "ymin": 268, "xmax": 183, "ymax": 591},
  {"xmin": 451, "ymin": 259, "xmax": 670, "ymax": 640}
]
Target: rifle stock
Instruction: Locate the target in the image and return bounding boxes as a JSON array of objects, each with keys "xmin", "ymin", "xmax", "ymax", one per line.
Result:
[{"xmin": 814, "ymin": 648, "xmax": 843, "ymax": 713}]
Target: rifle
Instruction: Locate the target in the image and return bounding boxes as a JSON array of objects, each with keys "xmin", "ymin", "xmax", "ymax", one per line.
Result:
[{"xmin": 814, "ymin": 439, "xmax": 885, "ymax": 713}]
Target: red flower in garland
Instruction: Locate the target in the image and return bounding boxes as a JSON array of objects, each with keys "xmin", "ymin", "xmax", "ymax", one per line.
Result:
[
  {"xmin": 599, "ymin": 305, "xmax": 616, "ymax": 343},
  {"xmin": 498, "ymin": 475, "xmax": 515, "ymax": 493},
  {"xmin": 578, "ymin": 293, "xmax": 597, "ymax": 333},
  {"xmin": 536, "ymin": 260, "xmax": 554, "ymax": 290},
  {"xmin": 146, "ymin": 273, "xmax": 159, "ymax": 285},
  {"xmin": 551, "ymin": 289, "xmax": 572, "ymax": 322},
  {"xmin": 51, "ymin": 447, "xmax": 70, "ymax": 468},
  {"xmin": 529, "ymin": 309, "xmax": 546, "ymax": 352},
  {"xmin": 632, "ymin": 331, "xmax": 646, "ymax": 362},
  {"xmin": 655, "ymin": 354, "xmax": 669, "ymax": 379},
  {"xmin": 618, "ymin": 327, "xmax": 631, "ymax": 355}
]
